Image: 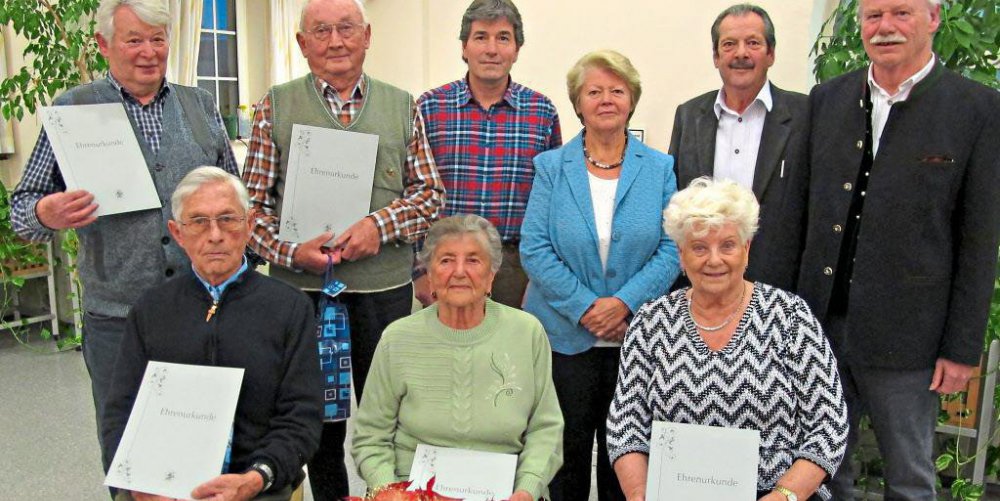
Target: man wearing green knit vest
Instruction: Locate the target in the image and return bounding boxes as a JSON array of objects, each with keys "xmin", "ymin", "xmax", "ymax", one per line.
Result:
[{"xmin": 241, "ymin": 0, "xmax": 444, "ymax": 499}]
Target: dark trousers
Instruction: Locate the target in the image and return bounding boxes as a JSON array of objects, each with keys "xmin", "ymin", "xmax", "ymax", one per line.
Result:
[
  {"xmin": 307, "ymin": 283, "xmax": 413, "ymax": 501},
  {"xmin": 826, "ymin": 316, "xmax": 939, "ymax": 501},
  {"xmin": 548, "ymin": 348, "xmax": 626, "ymax": 501},
  {"xmin": 82, "ymin": 311, "xmax": 128, "ymax": 472},
  {"xmin": 491, "ymin": 243, "xmax": 529, "ymax": 309}
]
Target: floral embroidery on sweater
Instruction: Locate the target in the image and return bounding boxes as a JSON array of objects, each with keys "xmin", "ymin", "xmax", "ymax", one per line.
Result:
[{"xmin": 488, "ymin": 353, "xmax": 522, "ymax": 406}]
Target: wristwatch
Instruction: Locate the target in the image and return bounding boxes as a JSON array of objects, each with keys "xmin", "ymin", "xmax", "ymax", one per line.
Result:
[
  {"xmin": 774, "ymin": 485, "xmax": 798, "ymax": 501},
  {"xmin": 248, "ymin": 461, "xmax": 274, "ymax": 492}
]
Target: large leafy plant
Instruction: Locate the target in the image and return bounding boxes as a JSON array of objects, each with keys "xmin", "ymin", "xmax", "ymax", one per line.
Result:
[
  {"xmin": 0, "ymin": 0, "xmax": 108, "ymax": 120},
  {"xmin": 0, "ymin": 0, "xmax": 104, "ymax": 347}
]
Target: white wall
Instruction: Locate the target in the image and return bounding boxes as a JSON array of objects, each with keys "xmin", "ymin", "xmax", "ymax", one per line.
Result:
[
  {"xmin": 2, "ymin": 0, "xmax": 842, "ymax": 185},
  {"xmin": 364, "ymin": 0, "xmax": 839, "ymax": 152}
]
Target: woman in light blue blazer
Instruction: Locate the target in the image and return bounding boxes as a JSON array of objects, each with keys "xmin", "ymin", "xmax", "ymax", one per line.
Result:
[{"xmin": 520, "ymin": 50, "xmax": 680, "ymax": 501}]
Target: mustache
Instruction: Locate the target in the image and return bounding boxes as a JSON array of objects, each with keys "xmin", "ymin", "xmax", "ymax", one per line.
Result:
[
  {"xmin": 869, "ymin": 33, "xmax": 907, "ymax": 44},
  {"xmin": 729, "ymin": 59, "xmax": 755, "ymax": 70}
]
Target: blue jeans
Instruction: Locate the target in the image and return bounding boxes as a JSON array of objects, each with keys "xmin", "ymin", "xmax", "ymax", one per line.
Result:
[{"xmin": 81, "ymin": 311, "xmax": 127, "ymax": 472}]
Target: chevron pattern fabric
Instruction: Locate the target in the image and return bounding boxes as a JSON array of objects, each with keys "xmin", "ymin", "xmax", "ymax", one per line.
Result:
[{"xmin": 607, "ymin": 283, "xmax": 848, "ymax": 493}]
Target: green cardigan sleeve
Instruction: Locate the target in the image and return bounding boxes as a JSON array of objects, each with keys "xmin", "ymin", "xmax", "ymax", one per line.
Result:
[{"xmin": 351, "ymin": 338, "xmax": 401, "ymax": 488}]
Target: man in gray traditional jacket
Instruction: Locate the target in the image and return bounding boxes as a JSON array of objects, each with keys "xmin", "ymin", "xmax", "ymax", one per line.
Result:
[{"xmin": 10, "ymin": 0, "xmax": 238, "ymax": 471}]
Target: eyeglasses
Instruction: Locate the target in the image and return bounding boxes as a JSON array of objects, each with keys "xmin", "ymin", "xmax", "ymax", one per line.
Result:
[
  {"xmin": 305, "ymin": 22, "xmax": 365, "ymax": 41},
  {"xmin": 180, "ymin": 214, "xmax": 246, "ymax": 234}
]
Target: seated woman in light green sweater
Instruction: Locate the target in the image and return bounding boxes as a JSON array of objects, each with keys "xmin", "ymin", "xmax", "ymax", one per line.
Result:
[{"xmin": 351, "ymin": 215, "xmax": 564, "ymax": 501}]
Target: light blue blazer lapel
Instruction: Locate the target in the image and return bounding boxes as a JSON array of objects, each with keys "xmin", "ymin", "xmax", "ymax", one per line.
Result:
[
  {"xmin": 561, "ymin": 134, "xmax": 600, "ymax": 245},
  {"xmin": 613, "ymin": 136, "xmax": 647, "ymax": 211}
]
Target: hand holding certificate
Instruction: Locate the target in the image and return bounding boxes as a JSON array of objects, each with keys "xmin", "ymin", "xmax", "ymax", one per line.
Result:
[
  {"xmin": 39, "ymin": 103, "xmax": 161, "ymax": 217},
  {"xmin": 645, "ymin": 421, "xmax": 760, "ymax": 501},
  {"xmin": 408, "ymin": 444, "xmax": 518, "ymax": 501},
  {"xmin": 105, "ymin": 361, "xmax": 244, "ymax": 499},
  {"xmin": 279, "ymin": 124, "xmax": 378, "ymax": 244}
]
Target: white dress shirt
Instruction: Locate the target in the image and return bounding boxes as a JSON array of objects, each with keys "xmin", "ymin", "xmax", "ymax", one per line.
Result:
[
  {"xmin": 713, "ymin": 81, "xmax": 773, "ymax": 191},
  {"xmin": 868, "ymin": 55, "xmax": 935, "ymax": 155}
]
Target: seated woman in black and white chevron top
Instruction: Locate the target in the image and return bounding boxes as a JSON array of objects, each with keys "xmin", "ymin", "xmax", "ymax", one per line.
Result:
[{"xmin": 606, "ymin": 177, "xmax": 848, "ymax": 501}]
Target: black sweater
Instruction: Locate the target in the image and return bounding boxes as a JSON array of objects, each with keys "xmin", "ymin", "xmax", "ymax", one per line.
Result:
[{"xmin": 102, "ymin": 269, "xmax": 322, "ymax": 492}]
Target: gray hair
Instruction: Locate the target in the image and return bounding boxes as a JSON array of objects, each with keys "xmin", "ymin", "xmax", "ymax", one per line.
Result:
[
  {"xmin": 459, "ymin": 0, "xmax": 525, "ymax": 47},
  {"xmin": 171, "ymin": 167, "xmax": 250, "ymax": 222},
  {"xmin": 419, "ymin": 215, "xmax": 503, "ymax": 274},
  {"xmin": 710, "ymin": 4, "xmax": 776, "ymax": 56},
  {"xmin": 857, "ymin": 0, "xmax": 942, "ymax": 20},
  {"xmin": 96, "ymin": 0, "xmax": 171, "ymax": 41},
  {"xmin": 300, "ymin": 0, "xmax": 368, "ymax": 31},
  {"xmin": 566, "ymin": 49, "xmax": 642, "ymax": 125},
  {"xmin": 663, "ymin": 177, "xmax": 759, "ymax": 246}
]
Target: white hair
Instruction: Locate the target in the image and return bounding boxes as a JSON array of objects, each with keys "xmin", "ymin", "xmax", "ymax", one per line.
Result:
[
  {"xmin": 96, "ymin": 0, "xmax": 171, "ymax": 41},
  {"xmin": 663, "ymin": 177, "xmax": 759, "ymax": 246},
  {"xmin": 299, "ymin": 0, "xmax": 368, "ymax": 31},
  {"xmin": 171, "ymin": 167, "xmax": 249, "ymax": 221},
  {"xmin": 419, "ymin": 215, "xmax": 503, "ymax": 274},
  {"xmin": 857, "ymin": 0, "xmax": 942, "ymax": 19}
]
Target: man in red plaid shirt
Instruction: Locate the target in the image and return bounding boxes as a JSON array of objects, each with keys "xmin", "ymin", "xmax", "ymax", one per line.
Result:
[{"xmin": 414, "ymin": 0, "xmax": 562, "ymax": 308}]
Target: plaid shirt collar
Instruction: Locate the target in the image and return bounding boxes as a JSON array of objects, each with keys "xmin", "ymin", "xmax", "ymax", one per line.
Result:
[
  {"xmin": 106, "ymin": 72, "xmax": 171, "ymax": 105},
  {"xmin": 455, "ymin": 74, "xmax": 521, "ymax": 110},
  {"xmin": 315, "ymin": 74, "xmax": 367, "ymax": 107}
]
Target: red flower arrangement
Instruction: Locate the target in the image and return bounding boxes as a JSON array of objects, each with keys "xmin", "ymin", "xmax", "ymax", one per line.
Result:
[{"xmin": 345, "ymin": 477, "xmax": 516, "ymax": 501}]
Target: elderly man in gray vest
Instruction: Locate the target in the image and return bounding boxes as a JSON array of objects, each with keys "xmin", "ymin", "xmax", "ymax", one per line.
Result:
[
  {"xmin": 241, "ymin": 0, "xmax": 443, "ymax": 498},
  {"xmin": 10, "ymin": 0, "xmax": 238, "ymax": 472}
]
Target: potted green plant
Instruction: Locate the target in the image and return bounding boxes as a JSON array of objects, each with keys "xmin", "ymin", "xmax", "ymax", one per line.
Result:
[{"xmin": 1, "ymin": 0, "xmax": 107, "ymax": 346}]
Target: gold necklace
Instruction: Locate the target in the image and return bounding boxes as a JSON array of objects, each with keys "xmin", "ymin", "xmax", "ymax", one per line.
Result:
[{"xmin": 688, "ymin": 283, "xmax": 747, "ymax": 332}]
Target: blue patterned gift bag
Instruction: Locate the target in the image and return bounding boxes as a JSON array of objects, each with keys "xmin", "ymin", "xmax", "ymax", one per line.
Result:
[{"xmin": 317, "ymin": 258, "xmax": 351, "ymax": 422}]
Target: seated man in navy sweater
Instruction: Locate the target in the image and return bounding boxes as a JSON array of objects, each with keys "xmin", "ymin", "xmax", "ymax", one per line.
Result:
[{"xmin": 102, "ymin": 167, "xmax": 322, "ymax": 501}]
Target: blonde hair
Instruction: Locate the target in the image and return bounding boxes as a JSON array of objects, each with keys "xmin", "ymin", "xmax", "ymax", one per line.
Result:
[
  {"xmin": 566, "ymin": 50, "xmax": 642, "ymax": 124},
  {"xmin": 663, "ymin": 177, "xmax": 759, "ymax": 246}
]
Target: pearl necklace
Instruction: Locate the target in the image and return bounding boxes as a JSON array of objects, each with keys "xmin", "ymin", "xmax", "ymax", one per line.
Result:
[
  {"xmin": 583, "ymin": 129, "xmax": 627, "ymax": 170},
  {"xmin": 688, "ymin": 283, "xmax": 747, "ymax": 332}
]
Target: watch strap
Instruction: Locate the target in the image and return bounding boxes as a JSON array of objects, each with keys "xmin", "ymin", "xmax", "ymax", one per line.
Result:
[{"xmin": 249, "ymin": 461, "xmax": 275, "ymax": 492}]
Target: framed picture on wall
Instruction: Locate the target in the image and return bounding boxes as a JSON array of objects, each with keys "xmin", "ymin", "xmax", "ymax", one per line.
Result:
[{"xmin": 628, "ymin": 128, "xmax": 644, "ymax": 143}]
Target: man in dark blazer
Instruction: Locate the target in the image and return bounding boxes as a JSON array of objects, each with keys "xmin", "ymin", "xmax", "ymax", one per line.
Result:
[
  {"xmin": 669, "ymin": 3, "xmax": 808, "ymax": 291},
  {"xmin": 798, "ymin": 0, "xmax": 1000, "ymax": 498}
]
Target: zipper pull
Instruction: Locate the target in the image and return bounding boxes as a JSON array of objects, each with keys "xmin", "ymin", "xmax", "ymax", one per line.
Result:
[{"xmin": 206, "ymin": 301, "xmax": 218, "ymax": 322}]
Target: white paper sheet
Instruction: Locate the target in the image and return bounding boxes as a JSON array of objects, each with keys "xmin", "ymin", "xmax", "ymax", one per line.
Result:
[
  {"xmin": 279, "ymin": 124, "xmax": 378, "ymax": 243},
  {"xmin": 408, "ymin": 444, "xmax": 517, "ymax": 501},
  {"xmin": 39, "ymin": 103, "xmax": 161, "ymax": 216},
  {"xmin": 645, "ymin": 421, "xmax": 760, "ymax": 500},
  {"xmin": 105, "ymin": 361, "xmax": 244, "ymax": 499}
]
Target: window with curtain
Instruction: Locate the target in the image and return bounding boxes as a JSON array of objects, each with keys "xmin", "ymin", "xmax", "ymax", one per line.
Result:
[{"xmin": 197, "ymin": 0, "xmax": 240, "ymax": 138}]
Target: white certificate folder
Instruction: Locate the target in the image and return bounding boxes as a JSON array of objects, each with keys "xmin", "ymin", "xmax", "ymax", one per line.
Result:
[
  {"xmin": 408, "ymin": 444, "xmax": 517, "ymax": 501},
  {"xmin": 646, "ymin": 421, "xmax": 760, "ymax": 500},
  {"xmin": 39, "ymin": 103, "xmax": 161, "ymax": 216},
  {"xmin": 279, "ymin": 124, "xmax": 378, "ymax": 243},
  {"xmin": 105, "ymin": 361, "xmax": 244, "ymax": 499}
]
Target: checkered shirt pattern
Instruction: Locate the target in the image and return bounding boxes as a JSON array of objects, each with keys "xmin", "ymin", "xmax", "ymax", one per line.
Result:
[
  {"xmin": 417, "ymin": 78, "xmax": 561, "ymax": 242},
  {"xmin": 10, "ymin": 75, "xmax": 238, "ymax": 241},
  {"xmin": 241, "ymin": 74, "xmax": 443, "ymax": 268}
]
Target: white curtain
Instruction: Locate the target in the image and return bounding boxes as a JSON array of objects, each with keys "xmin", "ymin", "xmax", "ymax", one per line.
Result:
[
  {"xmin": 270, "ymin": 0, "xmax": 310, "ymax": 85},
  {"xmin": 0, "ymin": 31, "xmax": 14, "ymax": 156},
  {"xmin": 167, "ymin": 0, "xmax": 204, "ymax": 86}
]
